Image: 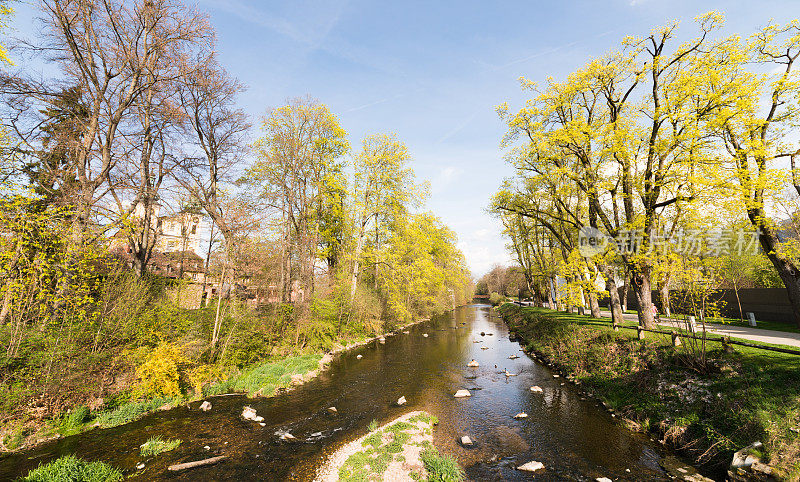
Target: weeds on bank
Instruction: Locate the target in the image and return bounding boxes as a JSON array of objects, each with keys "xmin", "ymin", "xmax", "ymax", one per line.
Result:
[
  {"xmin": 204, "ymin": 353, "xmax": 322, "ymax": 397},
  {"xmin": 19, "ymin": 455, "xmax": 123, "ymax": 482},
  {"xmin": 95, "ymin": 395, "xmax": 180, "ymax": 428}
]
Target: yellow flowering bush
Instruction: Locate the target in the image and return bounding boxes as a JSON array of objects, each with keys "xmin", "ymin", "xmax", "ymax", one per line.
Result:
[{"xmin": 135, "ymin": 343, "xmax": 189, "ymax": 397}]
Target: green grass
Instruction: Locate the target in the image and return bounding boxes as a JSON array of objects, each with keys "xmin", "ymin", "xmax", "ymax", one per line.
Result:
[
  {"xmin": 57, "ymin": 406, "xmax": 90, "ymax": 436},
  {"xmin": 420, "ymin": 448, "xmax": 464, "ymax": 482},
  {"xmin": 139, "ymin": 435, "xmax": 181, "ymax": 457},
  {"xmin": 19, "ymin": 454, "xmax": 123, "ymax": 482},
  {"xmin": 205, "ymin": 353, "xmax": 322, "ymax": 397},
  {"xmin": 500, "ymin": 303, "xmax": 800, "ymax": 478},
  {"xmin": 95, "ymin": 396, "xmax": 179, "ymax": 428}
]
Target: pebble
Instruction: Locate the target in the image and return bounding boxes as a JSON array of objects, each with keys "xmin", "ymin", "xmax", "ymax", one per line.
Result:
[
  {"xmin": 460, "ymin": 435, "xmax": 473, "ymax": 446},
  {"xmin": 454, "ymin": 389, "xmax": 472, "ymax": 398},
  {"xmin": 530, "ymin": 386, "xmax": 543, "ymax": 393},
  {"xmin": 517, "ymin": 461, "xmax": 544, "ymax": 472}
]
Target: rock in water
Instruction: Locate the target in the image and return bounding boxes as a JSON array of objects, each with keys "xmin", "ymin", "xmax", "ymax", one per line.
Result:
[
  {"xmin": 277, "ymin": 431, "xmax": 297, "ymax": 441},
  {"xmin": 508, "ymin": 355, "xmax": 519, "ymax": 359},
  {"xmin": 518, "ymin": 461, "xmax": 544, "ymax": 472},
  {"xmin": 596, "ymin": 478, "xmax": 613, "ymax": 482},
  {"xmin": 468, "ymin": 359, "xmax": 479, "ymax": 367},
  {"xmin": 327, "ymin": 406, "xmax": 338, "ymax": 413},
  {"xmin": 356, "ymin": 354, "xmax": 363, "ymax": 359},
  {"xmin": 530, "ymin": 386, "xmax": 543, "ymax": 393},
  {"xmin": 422, "ymin": 333, "xmax": 429, "ymax": 338},
  {"xmin": 242, "ymin": 406, "xmax": 258, "ymax": 421},
  {"xmin": 460, "ymin": 435, "xmax": 473, "ymax": 446},
  {"xmin": 454, "ymin": 389, "xmax": 471, "ymax": 398},
  {"xmin": 378, "ymin": 337, "xmax": 386, "ymax": 344},
  {"xmin": 136, "ymin": 463, "xmax": 145, "ymax": 470},
  {"xmin": 481, "ymin": 346, "xmax": 489, "ymax": 350},
  {"xmin": 199, "ymin": 401, "xmax": 212, "ymax": 412},
  {"xmin": 513, "ymin": 412, "xmax": 528, "ymax": 419},
  {"xmin": 397, "ymin": 396, "xmax": 407, "ymax": 406}
]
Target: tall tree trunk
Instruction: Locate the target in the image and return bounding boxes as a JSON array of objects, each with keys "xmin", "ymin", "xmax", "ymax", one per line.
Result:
[
  {"xmin": 621, "ymin": 275, "xmax": 629, "ymax": 312},
  {"xmin": 589, "ymin": 292, "xmax": 601, "ymax": 318},
  {"xmin": 632, "ymin": 269, "xmax": 656, "ymax": 329},
  {"xmin": 602, "ymin": 267, "xmax": 623, "ymax": 326}
]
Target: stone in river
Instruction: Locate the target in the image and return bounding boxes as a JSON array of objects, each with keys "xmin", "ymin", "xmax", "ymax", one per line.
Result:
[
  {"xmin": 422, "ymin": 333, "xmax": 429, "ymax": 337},
  {"xmin": 513, "ymin": 412, "xmax": 528, "ymax": 419},
  {"xmin": 396, "ymin": 396, "xmax": 407, "ymax": 406},
  {"xmin": 356, "ymin": 354, "xmax": 363, "ymax": 359},
  {"xmin": 518, "ymin": 461, "xmax": 544, "ymax": 472},
  {"xmin": 530, "ymin": 386, "xmax": 543, "ymax": 392},
  {"xmin": 327, "ymin": 406, "xmax": 338, "ymax": 413},
  {"xmin": 597, "ymin": 478, "xmax": 613, "ymax": 482},
  {"xmin": 242, "ymin": 406, "xmax": 260, "ymax": 421},
  {"xmin": 378, "ymin": 337, "xmax": 385, "ymax": 344},
  {"xmin": 199, "ymin": 400, "xmax": 212, "ymax": 411},
  {"xmin": 468, "ymin": 359, "xmax": 479, "ymax": 367},
  {"xmin": 460, "ymin": 435, "xmax": 473, "ymax": 446},
  {"xmin": 508, "ymin": 355, "xmax": 519, "ymax": 359},
  {"xmin": 454, "ymin": 389, "xmax": 471, "ymax": 398}
]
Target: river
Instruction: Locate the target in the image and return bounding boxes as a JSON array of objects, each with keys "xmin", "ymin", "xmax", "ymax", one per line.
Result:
[{"xmin": 0, "ymin": 304, "xmax": 676, "ymax": 481}]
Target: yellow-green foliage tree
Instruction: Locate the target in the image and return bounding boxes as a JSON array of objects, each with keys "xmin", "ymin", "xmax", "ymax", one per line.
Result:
[
  {"xmin": 347, "ymin": 133, "xmax": 417, "ymax": 301},
  {"xmin": 496, "ymin": 13, "xmax": 743, "ymax": 328},
  {"xmin": 706, "ymin": 20, "xmax": 800, "ymax": 327},
  {"xmin": 250, "ymin": 98, "xmax": 349, "ymax": 306},
  {"xmin": 381, "ymin": 213, "xmax": 471, "ymax": 322}
]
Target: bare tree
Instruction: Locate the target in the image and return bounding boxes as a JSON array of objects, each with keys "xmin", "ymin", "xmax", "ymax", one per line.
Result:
[{"xmin": 174, "ymin": 55, "xmax": 249, "ymax": 349}]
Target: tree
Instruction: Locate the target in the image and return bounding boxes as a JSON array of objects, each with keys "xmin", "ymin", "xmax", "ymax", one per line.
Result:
[
  {"xmin": 249, "ymin": 98, "xmax": 349, "ymax": 305},
  {"xmin": 175, "ymin": 56, "xmax": 249, "ymax": 349},
  {"xmin": 710, "ymin": 20, "xmax": 800, "ymax": 327},
  {"xmin": 497, "ymin": 13, "xmax": 731, "ymax": 328},
  {"xmin": 348, "ymin": 134, "xmax": 415, "ymax": 301}
]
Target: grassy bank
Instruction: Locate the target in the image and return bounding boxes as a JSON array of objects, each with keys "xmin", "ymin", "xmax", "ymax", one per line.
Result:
[{"xmin": 499, "ymin": 303, "xmax": 800, "ymax": 480}]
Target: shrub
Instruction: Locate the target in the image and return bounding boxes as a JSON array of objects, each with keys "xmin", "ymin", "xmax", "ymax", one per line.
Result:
[
  {"xmin": 488, "ymin": 292, "xmax": 505, "ymax": 306},
  {"xmin": 136, "ymin": 342, "xmax": 189, "ymax": 397},
  {"xmin": 139, "ymin": 435, "xmax": 181, "ymax": 457},
  {"xmin": 20, "ymin": 454, "xmax": 122, "ymax": 482}
]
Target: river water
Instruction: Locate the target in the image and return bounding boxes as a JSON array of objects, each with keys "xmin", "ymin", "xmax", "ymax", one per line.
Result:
[{"xmin": 0, "ymin": 304, "xmax": 677, "ymax": 481}]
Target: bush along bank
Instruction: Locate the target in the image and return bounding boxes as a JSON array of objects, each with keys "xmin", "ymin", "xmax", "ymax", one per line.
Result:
[{"xmin": 498, "ymin": 303, "xmax": 800, "ymax": 481}]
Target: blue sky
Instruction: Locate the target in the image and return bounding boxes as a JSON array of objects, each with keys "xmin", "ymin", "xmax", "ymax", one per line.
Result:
[{"xmin": 9, "ymin": 0, "xmax": 800, "ymax": 276}]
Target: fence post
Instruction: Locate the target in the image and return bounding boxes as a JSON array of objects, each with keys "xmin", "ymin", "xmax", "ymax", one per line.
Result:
[
  {"xmin": 637, "ymin": 327, "xmax": 644, "ymax": 340},
  {"xmin": 688, "ymin": 315, "xmax": 696, "ymax": 333},
  {"xmin": 671, "ymin": 331, "xmax": 681, "ymax": 347},
  {"xmin": 747, "ymin": 312, "xmax": 757, "ymax": 327},
  {"xmin": 722, "ymin": 335, "xmax": 734, "ymax": 353}
]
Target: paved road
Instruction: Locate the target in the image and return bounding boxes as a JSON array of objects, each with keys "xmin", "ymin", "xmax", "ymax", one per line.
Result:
[{"xmin": 598, "ymin": 309, "xmax": 800, "ymax": 349}]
